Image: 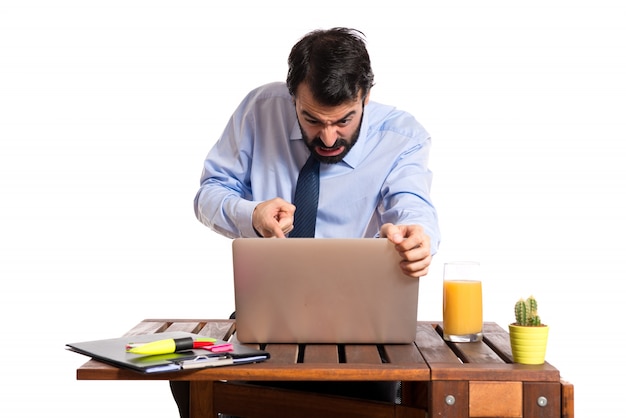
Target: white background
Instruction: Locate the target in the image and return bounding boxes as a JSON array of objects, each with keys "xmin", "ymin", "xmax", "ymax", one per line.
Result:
[{"xmin": 1, "ymin": 1, "xmax": 624, "ymax": 417}]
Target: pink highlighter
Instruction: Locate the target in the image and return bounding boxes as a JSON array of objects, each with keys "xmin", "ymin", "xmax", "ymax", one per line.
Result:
[{"xmin": 204, "ymin": 343, "xmax": 233, "ymax": 353}]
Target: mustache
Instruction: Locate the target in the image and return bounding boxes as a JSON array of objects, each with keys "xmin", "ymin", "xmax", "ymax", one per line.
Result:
[{"xmin": 310, "ymin": 138, "xmax": 348, "ymax": 149}]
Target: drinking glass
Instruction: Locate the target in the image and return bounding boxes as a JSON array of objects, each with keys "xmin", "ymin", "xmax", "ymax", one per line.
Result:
[{"xmin": 442, "ymin": 261, "xmax": 483, "ymax": 342}]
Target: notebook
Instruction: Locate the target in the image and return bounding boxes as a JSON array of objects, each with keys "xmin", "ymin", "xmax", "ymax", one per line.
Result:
[
  {"xmin": 232, "ymin": 238, "xmax": 420, "ymax": 343},
  {"xmin": 66, "ymin": 332, "xmax": 270, "ymax": 374}
]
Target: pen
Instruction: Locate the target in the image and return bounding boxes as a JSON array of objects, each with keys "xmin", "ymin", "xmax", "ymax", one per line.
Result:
[{"xmin": 126, "ymin": 337, "xmax": 216, "ymax": 355}]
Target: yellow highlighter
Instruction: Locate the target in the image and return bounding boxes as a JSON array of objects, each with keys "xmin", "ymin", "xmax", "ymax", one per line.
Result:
[{"xmin": 126, "ymin": 337, "xmax": 216, "ymax": 355}]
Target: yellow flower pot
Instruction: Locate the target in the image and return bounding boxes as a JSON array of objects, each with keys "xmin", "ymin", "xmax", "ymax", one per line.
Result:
[{"xmin": 508, "ymin": 324, "xmax": 549, "ymax": 365}]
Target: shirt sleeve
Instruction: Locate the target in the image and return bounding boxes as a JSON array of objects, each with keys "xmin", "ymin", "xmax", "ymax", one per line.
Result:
[
  {"xmin": 379, "ymin": 134, "xmax": 441, "ymax": 255},
  {"xmin": 193, "ymin": 94, "xmax": 260, "ymax": 238}
]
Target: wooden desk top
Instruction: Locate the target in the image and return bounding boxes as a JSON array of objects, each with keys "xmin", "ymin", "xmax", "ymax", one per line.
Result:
[{"xmin": 76, "ymin": 319, "xmax": 561, "ymax": 384}]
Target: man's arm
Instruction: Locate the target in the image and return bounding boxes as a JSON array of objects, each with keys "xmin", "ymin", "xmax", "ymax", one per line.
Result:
[
  {"xmin": 376, "ymin": 122, "xmax": 440, "ymax": 277},
  {"xmin": 194, "ymin": 83, "xmax": 298, "ymax": 238},
  {"xmin": 193, "ymin": 108, "xmax": 259, "ymax": 238}
]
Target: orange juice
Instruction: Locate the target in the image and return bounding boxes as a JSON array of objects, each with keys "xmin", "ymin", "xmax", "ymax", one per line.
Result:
[{"xmin": 443, "ymin": 280, "xmax": 483, "ymax": 337}]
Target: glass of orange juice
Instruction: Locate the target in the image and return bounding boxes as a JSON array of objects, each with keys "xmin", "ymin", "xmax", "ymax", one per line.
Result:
[{"xmin": 442, "ymin": 261, "xmax": 483, "ymax": 342}]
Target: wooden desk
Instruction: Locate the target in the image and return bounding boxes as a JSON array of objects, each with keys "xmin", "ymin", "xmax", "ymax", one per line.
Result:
[{"xmin": 76, "ymin": 319, "xmax": 574, "ymax": 418}]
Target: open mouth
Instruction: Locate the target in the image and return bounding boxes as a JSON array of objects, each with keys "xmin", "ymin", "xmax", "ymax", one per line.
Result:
[{"xmin": 315, "ymin": 145, "xmax": 345, "ymax": 158}]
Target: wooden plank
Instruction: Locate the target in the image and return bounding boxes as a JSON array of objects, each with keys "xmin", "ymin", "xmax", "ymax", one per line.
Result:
[
  {"xmin": 215, "ymin": 363, "xmax": 426, "ymax": 381},
  {"xmin": 383, "ymin": 343, "xmax": 425, "ymax": 365},
  {"xmin": 303, "ymin": 344, "xmax": 339, "ymax": 363},
  {"xmin": 523, "ymin": 381, "xmax": 561, "ymax": 418},
  {"xmin": 429, "ymin": 362, "xmax": 561, "ymax": 382},
  {"xmin": 123, "ymin": 320, "xmax": 170, "ymax": 336},
  {"xmin": 197, "ymin": 320, "xmax": 235, "ymax": 340},
  {"xmin": 430, "ymin": 380, "xmax": 468, "ymax": 418},
  {"xmin": 469, "ymin": 381, "xmax": 522, "ymax": 417},
  {"xmin": 212, "ymin": 381, "xmax": 398, "ymax": 418},
  {"xmin": 189, "ymin": 381, "xmax": 216, "ymax": 418},
  {"xmin": 394, "ymin": 404, "xmax": 427, "ymax": 418},
  {"xmin": 78, "ymin": 358, "xmax": 435, "ymax": 381},
  {"xmin": 445, "ymin": 322, "xmax": 510, "ymax": 365},
  {"xmin": 165, "ymin": 321, "xmax": 205, "ymax": 333},
  {"xmin": 345, "ymin": 345, "xmax": 383, "ymax": 364},
  {"xmin": 264, "ymin": 344, "xmax": 299, "ymax": 364},
  {"xmin": 385, "ymin": 344, "xmax": 430, "ymax": 382},
  {"xmin": 561, "ymin": 379, "xmax": 575, "ymax": 418},
  {"xmin": 413, "ymin": 322, "xmax": 459, "ymax": 363},
  {"xmin": 448, "ymin": 339, "xmax": 506, "ymax": 364},
  {"xmin": 483, "ymin": 322, "xmax": 514, "ymax": 362},
  {"xmin": 76, "ymin": 359, "xmax": 128, "ymax": 380}
]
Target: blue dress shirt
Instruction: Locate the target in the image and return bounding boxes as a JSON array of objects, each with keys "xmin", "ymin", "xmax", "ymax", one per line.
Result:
[{"xmin": 194, "ymin": 82, "xmax": 440, "ymax": 253}]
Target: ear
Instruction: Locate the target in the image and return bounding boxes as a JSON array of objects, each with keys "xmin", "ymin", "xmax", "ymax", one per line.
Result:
[{"xmin": 362, "ymin": 91, "xmax": 371, "ymax": 106}]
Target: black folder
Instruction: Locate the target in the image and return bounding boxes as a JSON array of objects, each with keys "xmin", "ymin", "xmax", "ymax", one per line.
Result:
[{"xmin": 66, "ymin": 331, "xmax": 269, "ymax": 374}]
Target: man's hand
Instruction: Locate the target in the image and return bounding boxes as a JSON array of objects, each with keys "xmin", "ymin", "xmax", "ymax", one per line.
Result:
[
  {"xmin": 252, "ymin": 198, "xmax": 296, "ymax": 238},
  {"xmin": 380, "ymin": 223, "xmax": 432, "ymax": 278}
]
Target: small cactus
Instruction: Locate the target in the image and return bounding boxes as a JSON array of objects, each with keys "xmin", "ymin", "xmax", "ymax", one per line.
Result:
[{"xmin": 514, "ymin": 295, "xmax": 543, "ymax": 326}]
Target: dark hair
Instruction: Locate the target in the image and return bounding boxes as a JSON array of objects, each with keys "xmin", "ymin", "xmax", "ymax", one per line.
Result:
[{"xmin": 286, "ymin": 27, "xmax": 375, "ymax": 106}]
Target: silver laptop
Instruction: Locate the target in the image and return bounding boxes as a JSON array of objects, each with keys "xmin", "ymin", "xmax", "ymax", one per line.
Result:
[{"xmin": 232, "ymin": 238, "xmax": 419, "ymax": 343}]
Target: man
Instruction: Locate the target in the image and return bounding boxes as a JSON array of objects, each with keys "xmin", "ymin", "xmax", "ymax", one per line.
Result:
[
  {"xmin": 195, "ymin": 27, "xmax": 439, "ymax": 276},
  {"xmin": 176, "ymin": 27, "xmax": 440, "ymax": 416}
]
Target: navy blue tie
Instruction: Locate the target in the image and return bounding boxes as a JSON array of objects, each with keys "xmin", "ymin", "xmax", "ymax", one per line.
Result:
[{"xmin": 290, "ymin": 155, "xmax": 320, "ymax": 238}]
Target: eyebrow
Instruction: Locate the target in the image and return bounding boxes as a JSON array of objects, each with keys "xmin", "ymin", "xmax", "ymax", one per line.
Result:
[{"xmin": 301, "ymin": 109, "xmax": 358, "ymax": 125}]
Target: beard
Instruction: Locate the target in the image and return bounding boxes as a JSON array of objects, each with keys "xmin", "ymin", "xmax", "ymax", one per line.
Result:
[{"xmin": 299, "ymin": 112, "xmax": 364, "ymax": 164}]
